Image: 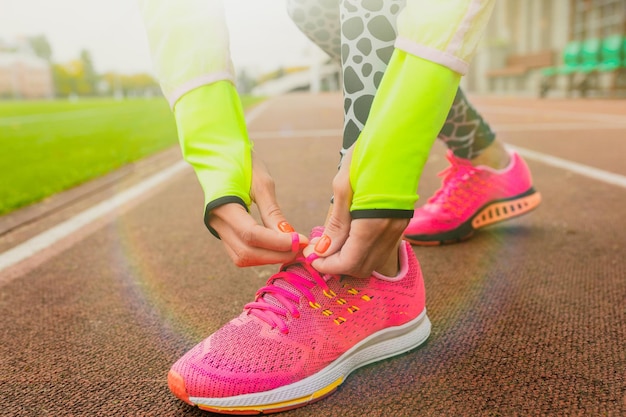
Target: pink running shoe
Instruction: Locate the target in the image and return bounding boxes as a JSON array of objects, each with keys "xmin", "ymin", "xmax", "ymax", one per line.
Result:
[
  {"xmin": 168, "ymin": 227, "xmax": 430, "ymax": 414},
  {"xmin": 404, "ymin": 150, "xmax": 541, "ymax": 245}
]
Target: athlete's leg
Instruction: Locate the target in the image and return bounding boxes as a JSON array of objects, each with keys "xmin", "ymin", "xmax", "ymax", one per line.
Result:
[
  {"xmin": 287, "ymin": 1, "xmax": 539, "ymax": 247},
  {"xmin": 405, "ymin": 81, "xmax": 540, "ymax": 245},
  {"xmin": 338, "ymin": 1, "xmax": 405, "ymax": 152},
  {"xmin": 439, "ymin": 89, "xmax": 496, "ymax": 158},
  {"xmin": 287, "ymin": 1, "xmax": 504, "ymax": 165},
  {"xmin": 288, "ymin": 0, "xmax": 404, "ymax": 154},
  {"xmin": 286, "ymin": 0, "xmax": 341, "ymax": 61},
  {"xmin": 334, "ymin": 2, "xmax": 538, "ymax": 247}
]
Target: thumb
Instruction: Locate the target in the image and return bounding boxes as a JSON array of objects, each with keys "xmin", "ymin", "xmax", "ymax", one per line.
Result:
[{"xmin": 312, "ymin": 165, "xmax": 354, "ymax": 258}]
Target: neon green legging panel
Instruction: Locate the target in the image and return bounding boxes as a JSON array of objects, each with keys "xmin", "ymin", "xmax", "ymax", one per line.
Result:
[
  {"xmin": 350, "ymin": 50, "xmax": 461, "ymax": 216},
  {"xmin": 174, "ymin": 81, "xmax": 252, "ymax": 213}
]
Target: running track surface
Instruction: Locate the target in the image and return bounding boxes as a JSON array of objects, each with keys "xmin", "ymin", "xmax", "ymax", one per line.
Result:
[{"xmin": 1, "ymin": 94, "xmax": 625, "ymax": 416}]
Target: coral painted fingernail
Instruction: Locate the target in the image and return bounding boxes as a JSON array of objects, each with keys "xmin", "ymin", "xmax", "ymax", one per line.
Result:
[
  {"xmin": 315, "ymin": 235, "xmax": 331, "ymax": 253},
  {"xmin": 278, "ymin": 221, "xmax": 295, "ymax": 233}
]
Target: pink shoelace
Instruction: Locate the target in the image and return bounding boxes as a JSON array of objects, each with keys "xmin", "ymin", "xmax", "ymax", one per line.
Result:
[
  {"xmin": 244, "ymin": 253, "xmax": 332, "ymax": 334},
  {"xmin": 427, "ymin": 152, "xmax": 486, "ymax": 215}
]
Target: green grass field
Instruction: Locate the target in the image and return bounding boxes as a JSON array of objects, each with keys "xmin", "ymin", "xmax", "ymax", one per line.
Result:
[{"xmin": 0, "ymin": 96, "xmax": 263, "ymax": 215}]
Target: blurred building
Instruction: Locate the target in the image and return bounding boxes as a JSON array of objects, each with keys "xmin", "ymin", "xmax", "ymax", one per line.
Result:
[
  {"xmin": 464, "ymin": 0, "xmax": 626, "ymax": 95},
  {"xmin": 0, "ymin": 45, "xmax": 53, "ymax": 99},
  {"xmin": 251, "ymin": 46, "xmax": 340, "ymax": 96},
  {"xmin": 251, "ymin": 62, "xmax": 340, "ymax": 96}
]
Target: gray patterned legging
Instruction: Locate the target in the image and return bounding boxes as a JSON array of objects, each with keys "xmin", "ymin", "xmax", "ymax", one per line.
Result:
[{"xmin": 286, "ymin": 0, "xmax": 495, "ymax": 160}]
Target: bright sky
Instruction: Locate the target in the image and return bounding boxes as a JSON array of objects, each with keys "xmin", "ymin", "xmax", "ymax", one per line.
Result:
[{"xmin": 0, "ymin": 0, "xmax": 315, "ymax": 76}]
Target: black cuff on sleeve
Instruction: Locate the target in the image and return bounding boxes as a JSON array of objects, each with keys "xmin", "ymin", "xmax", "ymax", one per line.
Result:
[
  {"xmin": 350, "ymin": 209, "xmax": 414, "ymax": 219},
  {"xmin": 204, "ymin": 196, "xmax": 249, "ymax": 239}
]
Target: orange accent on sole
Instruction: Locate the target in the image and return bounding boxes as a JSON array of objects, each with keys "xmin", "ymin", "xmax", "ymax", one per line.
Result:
[
  {"xmin": 168, "ymin": 369, "xmax": 193, "ymax": 405},
  {"xmin": 471, "ymin": 192, "xmax": 542, "ymax": 230},
  {"xmin": 196, "ymin": 387, "xmax": 339, "ymax": 415}
]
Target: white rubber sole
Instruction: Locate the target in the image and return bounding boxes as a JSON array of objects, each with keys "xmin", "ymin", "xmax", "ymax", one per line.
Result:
[{"xmin": 190, "ymin": 310, "xmax": 431, "ymax": 414}]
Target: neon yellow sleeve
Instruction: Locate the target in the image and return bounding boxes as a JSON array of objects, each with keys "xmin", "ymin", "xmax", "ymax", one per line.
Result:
[
  {"xmin": 174, "ymin": 82, "xmax": 252, "ymax": 229},
  {"xmin": 349, "ymin": 50, "xmax": 460, "ymax": 217},
  {"xmin": 138, "ymin": 1, "xmax": 251, "ymax": 235}
]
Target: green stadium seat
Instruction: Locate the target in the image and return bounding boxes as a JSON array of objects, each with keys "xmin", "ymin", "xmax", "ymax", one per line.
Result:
[
  {"xmin": 541, "ymin": 36, "xmax": 626, "ymax": 97},
  {"xmin": 541, "ymin": 66, "xmax": 558, "ymax": 77},
  {"xmin": 553, "ymin": 40, "xmax": 582, "ymax": 75},
  {"xmin": 598, "ymin": 34, "xmax": 623, "ymax": 72},
  {"xmin": 540, "ymin": 41, "xmax": 580, "ymax": 97},
  {"xmin": 578, "ymin": 38, "xmax": 601, "ymax": 73}
]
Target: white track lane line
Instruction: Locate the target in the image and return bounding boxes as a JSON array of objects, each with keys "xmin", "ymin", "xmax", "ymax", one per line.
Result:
[
  {"xmin": 496, "ymin": 122, "xmax": 626, "ymax": 132},
  {"xmin": 250, "ymin": 121, "xmax": 626, "ymax": 139},
  {"xmin": 477, "ymin": 105, "xmax": 626, "ymax": 124},
  {"xmin": 508, "ymin": 145, "xmax": 626, "ymax": 189},
  {"xmin": 251, "ymin": 127, "xmax": 626, "ymax": 188},
  {"xmin": 0, "ymin": 162, "xmax": 188, "ymax": 272},
  {"xmin": 0, "ymin": 101, "xmax": 272, "ymax": 274},
  {"xmin": 250, "ymin": 128, "xmax": 626, "ymax": 188}
]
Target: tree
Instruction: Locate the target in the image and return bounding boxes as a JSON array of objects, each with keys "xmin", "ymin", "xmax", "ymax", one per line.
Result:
[
  {"xmin": 236, "ymin": 68, "xmax": 257, "ymax": 94},
  {"xmin": 100, "ymin": 72, "xmax": 159, "ymax": 97},
  {"xmin": 52, "ymin": 64, "xmax": 73, "ymax": 97},
  {"xmin": 79, "ymin": 49, "xmax": 98, "ymax": 95},
  {"xmin": 28, "ymin": 35, "xmax": 53, "ymax": 61}
]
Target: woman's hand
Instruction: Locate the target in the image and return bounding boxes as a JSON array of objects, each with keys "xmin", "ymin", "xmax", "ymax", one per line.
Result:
[
  {"xmin": 208, "ymin": 155, "xmax": 308, "ymax": 267},
  {"xmin": 305, "ymin": 147, "xmax": 408, "ymax": 278}
]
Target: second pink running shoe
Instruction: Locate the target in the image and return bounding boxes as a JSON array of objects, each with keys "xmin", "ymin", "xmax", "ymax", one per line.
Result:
[
  {"xmin": 167, "ymin": 227, "xmax": 430, "ymax": 414},
  {"xmin": 404, "ymin": 150, "xmax": 541, "ymax": 245}
]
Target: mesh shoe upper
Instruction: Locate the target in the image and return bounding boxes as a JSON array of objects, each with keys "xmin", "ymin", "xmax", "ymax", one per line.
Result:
[{"xmin": 170, "ymin": 230, "xmax": 425, "ymax": 399}]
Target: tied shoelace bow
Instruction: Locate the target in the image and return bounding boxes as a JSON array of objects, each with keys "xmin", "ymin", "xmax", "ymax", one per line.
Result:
[
  {"xmin": 244, "ymin": 253, "xmax": 333, "ymax": 334},
  {"xmin": 427, "ymin": 152, "xmax": 485, "ymax": 214}
]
